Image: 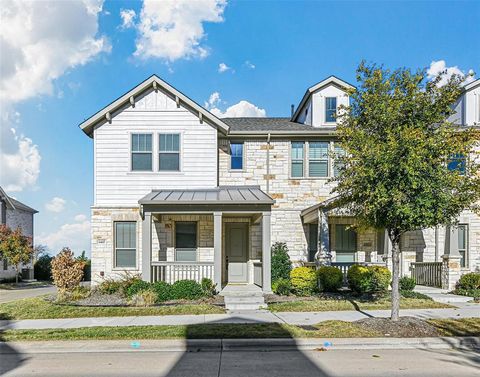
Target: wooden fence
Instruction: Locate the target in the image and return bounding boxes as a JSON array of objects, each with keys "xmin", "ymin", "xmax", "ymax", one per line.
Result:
[{"xmin": 411, "ymin": 262, "xmax": 442, "ymax": 288}]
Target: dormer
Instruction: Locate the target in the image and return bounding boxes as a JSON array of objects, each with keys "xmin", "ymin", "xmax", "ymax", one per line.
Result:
[{"xmin": 291, "ymin": 76, "xmax": 355, "ymax": 127}]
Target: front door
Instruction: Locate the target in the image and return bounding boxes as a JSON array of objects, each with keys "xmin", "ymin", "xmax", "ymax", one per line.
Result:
[{"xmin": 225, "ymin": 223, "xmax": 248, "ymax": 283}]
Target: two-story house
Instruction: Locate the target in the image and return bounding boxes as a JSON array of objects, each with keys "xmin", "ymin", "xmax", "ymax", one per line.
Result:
[{"xmin": 80, "ymin": 75, "xmax": 480, "ymax": 306}]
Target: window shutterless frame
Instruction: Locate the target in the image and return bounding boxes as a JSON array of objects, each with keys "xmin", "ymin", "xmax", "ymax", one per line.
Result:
[
  {"xmin": 458, "ymin": 224, "xmax": 468, "ymax": 268},
  {"xmin": 114, "ymin": 221, "xmax": 137, "ymax": 269},
  {"xmin": 308, "ymin": 141, "xmax": 329, "ymax": 177},
  {"xmin": 130, "ymin": 133, "xmax": 153, "ymax": 171},
  {"xmin": 230, "ymin": 141, "xmax": 244, "ymax": 170},
  {"xmin": 158, "ymin": 133, "xmax": 181, "ymax": 172},
  {"xmin": 325, "ymin": 97, "xmax": 337, "ymax": 123},
  {"xmin": 174, "ymin": 221, "xmax": 198, "ymax": 262},
  {"xmin": 290, "ymin": 141, "xmax": 305, "ymax": 178}
]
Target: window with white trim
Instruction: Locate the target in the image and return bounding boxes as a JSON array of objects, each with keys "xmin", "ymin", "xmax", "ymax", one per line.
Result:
[
  {"xmin": 230, "ymin": 142, "xmax": 244, "ymax": 170},
  {"xmin": 308, "ymin": 142, "xmax": 329, "ymax": 177},
  {"xmin": 458, "ymin": 224, "xmax": 468, "ymax": 268},
  {"xmin": 175, "ymin": 222, "xmax": 197, "ymax": 262},
  {"xmin": 325, "ymin": 97, "xmax": 337, "ymax": 123},
  {"xmin": 159, "ymin": 134, "xmax": 180, "ymax": 171},
  {"xmin": 131, "ymin": 134, "xmax": 152, "ymax": 171},
  {"xmin": 114, "ymin": 222, "xmax": 136, "ymax": 268},
  {"xmin": 291, "ymin": 142, "xmax": 305, "ymax": 178}
]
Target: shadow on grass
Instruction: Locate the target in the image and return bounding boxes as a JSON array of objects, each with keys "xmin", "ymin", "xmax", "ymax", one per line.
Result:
[{"xmin": 164, "ymin": 316, "xmax": 331, "ymax": 377}]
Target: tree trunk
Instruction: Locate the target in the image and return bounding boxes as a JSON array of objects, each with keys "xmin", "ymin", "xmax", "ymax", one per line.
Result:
[
  {"xmin": 390, "ymin": 232, "xmax": 401, "ymax": 321},
  {"xmin": 15, "ymin": 264, "xmax": 19, "ymax": 284}
]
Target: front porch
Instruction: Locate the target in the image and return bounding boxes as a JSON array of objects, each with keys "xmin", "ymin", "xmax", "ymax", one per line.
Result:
[{"xmin": 139, "ymin": 187, "xmax": 274, "ymax": 294}]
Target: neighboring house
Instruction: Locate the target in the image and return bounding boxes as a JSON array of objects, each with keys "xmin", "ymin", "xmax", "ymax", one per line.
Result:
[
  {"xmin": 0, "ymin": 186, "xmax": 38, "ymax": 281},
  {"xmin": 80, "ymin": 75, "xmax": 480, "ymax": 301}
]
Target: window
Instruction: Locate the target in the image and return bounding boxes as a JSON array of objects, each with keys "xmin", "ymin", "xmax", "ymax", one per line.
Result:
[
  {"xmin": 448, "ymin": 154, "xmax": 466, "ymax": 175},
  {"xmin": 291, "ymin": 142, "xmax": 305, "ymax": 177},
  {"xmin": 325, "ymin": 97, "xmax": 337, "ymax": 123},
  {"xmin": 131, "ymin": 134, "xmax": 152, "ymax": 171},
  {"xmin": 458, "ymin": 225, "xmax": 468, "ymax": 268},
  {"xmin": 114, "ymin": 222, "xmax": 136, "ymax": 268},
  {"xmin": 230, "ymin": 142, "xmax": 244, "ymax": 170},
  {"xmin": 309, "ymin": 142, "xmax": 329, "ymax": 177},
  {"xmin": 335, "ymin": 224, "xmax": 356, "ymax": 262},
  {"xmin": 175, "ymin": 222, "xmax": 197, "ymax": 261},
  {"xmin": 333, "ymin": 144, "xmax": 345, "ymax": 177},
  {"xmin": 159, "ymin": 134, "xmax": 180, "ymax": 171}
]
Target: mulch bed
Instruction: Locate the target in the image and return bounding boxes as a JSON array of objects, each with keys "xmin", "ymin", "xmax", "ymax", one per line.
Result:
[{"xmin": 355, "ymin": 316, "xmax": 440, "ymax": 337}]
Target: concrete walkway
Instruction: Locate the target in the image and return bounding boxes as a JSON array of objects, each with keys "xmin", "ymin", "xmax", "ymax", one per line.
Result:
[
  {"xmin": 414, "ymin": 285, "xmax": 474, "ymax": 304},
  {"xmin": 1, "ymin": 304, "xmax": 479, "ymax": 330}
]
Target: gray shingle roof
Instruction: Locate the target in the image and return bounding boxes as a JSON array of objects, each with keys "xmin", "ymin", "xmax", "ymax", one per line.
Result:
[
  {"xmin": 8, "ymin": 198, "xmax": 38, "ymax": 213},
  {"xmin": 222, "ymin": 117, "xmax": 337, "ymax": 134},
  {"xmin": 139, "ymin": 186, "xmax": 274, "ymax": 205}
]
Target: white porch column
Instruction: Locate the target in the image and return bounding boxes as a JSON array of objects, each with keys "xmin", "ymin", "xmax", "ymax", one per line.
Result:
[
  {"xmin": 142, "ymin": 212, "xmax": 152, "ymax": 282},
  {"xmin": 262, "ymin": 211, "xmax": 272, "ymax": 293},
  {"xmin": 213, "ymin": 212, "xmax": 222, "ymax": 291},
  {"xmin": 316, "ymin": 209, "xmax": 331, "ymax": 265}
]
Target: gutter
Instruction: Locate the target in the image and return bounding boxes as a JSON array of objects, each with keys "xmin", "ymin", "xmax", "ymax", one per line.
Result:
[{"xmin": 266, "ymin": 133, "xmax": 271, "ymax": 193}]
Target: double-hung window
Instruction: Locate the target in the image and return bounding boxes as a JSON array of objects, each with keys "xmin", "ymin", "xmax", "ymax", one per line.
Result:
[
  {"xmin": 131, "ymin": 134, "xmax": 152, "ymax": 171},
  {"xmin": 325, "ymin": 97, "xmax": 337, "ymax": 123},
  {"xmin": 333, "ymin": 144, "xmax": 345, "ymax": 177},
  {"xmin": 458, "ymin": 225, "xmax": 468, "ymax": 268},
  {"xmin": 159, "ymin": 134, "xmax": 180, "ymax": 171},
  {"xmin": 291, "ymin": 142, "xmax": 305, "ymax": 178},
  {"xmin": 309, "ymin": 142, "xmax": 329, "ymax": 177},
  {"xmin": 448, "ymin": 154, "xmax": 466, "ymax": 175},
  {"xmin": 114, "ymin": 222, "xmax": 136, "ymax": 268},
  {"xmin": 175, "ymin": 222, "xmax": 197, "ymax": 262},
  {"xmin": 230, "ymin": 142, "xmax": 244, "ymax": 170}
]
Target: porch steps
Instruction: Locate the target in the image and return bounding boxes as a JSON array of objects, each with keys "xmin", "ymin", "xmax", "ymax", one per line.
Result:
[{"xmin": 221, "ymin": 284, "xmax": 267, "ymax": 311}]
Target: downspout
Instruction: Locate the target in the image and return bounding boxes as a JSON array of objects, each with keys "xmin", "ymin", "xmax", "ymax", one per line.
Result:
[
  {"xmin": 434, "ymin": 226, "xmax": 439, "ymax": 261},
  {"xmin": 266, "ymin": 133, "xmax": 271, "ymax": 194}
]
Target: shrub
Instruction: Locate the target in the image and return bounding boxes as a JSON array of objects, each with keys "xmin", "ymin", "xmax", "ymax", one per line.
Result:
[
  {"xmin": 290, "ymin": 267, "xmax": 317, "ymax": 296},
  {"xmin": 130, "ymin": 289, "xmax": 157, "ymax": 307},
  {"xmin": 170, "ymin": 280, "xmax": 204, "ymax": 300},
  {"xmin": 453, "ymin": 288, "xmax": 480, "ymax": 300},
  {"xmin": 201, "ymin": 278, "xmax": 216, "ymax": 296},
  {"xmin": 126, "ymin": 280, "xmax": 152, "ymax": 298},
  {"xmin": 272, "ymin": 278, "xmax": 291, "ymax": 295},
  {"xmin": 51, "ymin": 248, "xmax": 84, "ymax": 292},
  {"xmin": 317, "ymin": 266, "xmax": 343, "ymax": 292},
  {"xmin": 69, "ymin": 286, "xmax": 91, "ymax": 301},
  {"xmin": 271, "ymin": 242, "xmax": 292, "ymax": 282},
  {"xmin": 347, "ymin": 265, "xmax": 371, "ymax": 293},
  {"xmin": 152, "ymin": 281, "xmax": 172, "ymax": 302},
  {"xmin": 369, "ymin": 266, "xmax": 391, "ymax": 292},
  {"xmin": 98, "ymin": 279, "xmax": 123, "ymax": 295},
  {"xmin": 98, "ymin": 273, "xmax": 143, "ymax": 296},
  {"xmin": 400, "ymin": 290, "xmax": 432, "ymax": 300},
  {"xmin": 34, "ymin": 254, "xmax": 53, "ymax": 281},
  {"xmin": 399, "ymin": 276, "xmax": 416, "ymax": 291},
  {"xmin": 457, "ymin": 272, "xmax": 480, "ymax": 290}
]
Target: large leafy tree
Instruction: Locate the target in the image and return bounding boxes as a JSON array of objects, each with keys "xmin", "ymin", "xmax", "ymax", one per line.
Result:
[
  {"xmin": 334, "ymin": 62, "xmax": 480, "ymax": 320},
  {"xmin": 0, "ymin": 224, "xmax": 35, "ymax": 284}
]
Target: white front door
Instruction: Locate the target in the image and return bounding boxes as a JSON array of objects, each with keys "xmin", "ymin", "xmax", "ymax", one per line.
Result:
[{"xmin": 226, "ymin": 223, "xmax": 248, "ymax": 283}]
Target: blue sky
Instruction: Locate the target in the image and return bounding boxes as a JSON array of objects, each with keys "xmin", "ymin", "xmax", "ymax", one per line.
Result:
[{"xmin": 1, "ymin": 0, "xmax": 479, "ymax": 256}]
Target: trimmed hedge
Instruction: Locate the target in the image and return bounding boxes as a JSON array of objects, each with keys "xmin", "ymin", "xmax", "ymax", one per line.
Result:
[
  {"xmin": 457, "ymin": 272, "xmax": 480, "ymax": 290},
  {"xmin": 126, "ymin": 280, "xmax": 151, "ymax": 298},
  {"xmin": 317, "ymin": 266, "xmax": 343, "ymax": 292},
  {"xmin": 290, "ymin": 267, "xmax": 317, "ymax": 296},
  {"xmin": 272, "ymin": 278, "xmax": 292, "ymax": 295},
  {"xmin": 347, "ymin": 264, "xmax": 391, "ymax": 294},
  {"xmin": 170, "ymin": 280, "xmax": 204, "ymax": 300},
  {"xmin": 399, "ymin": 276, "xmax": 416, "ymax": 291}
]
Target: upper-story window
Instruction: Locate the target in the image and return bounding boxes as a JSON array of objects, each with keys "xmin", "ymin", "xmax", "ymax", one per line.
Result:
[
  {"xmin": 291, "ymin": 142, "xmax": 305, "ymax": 178},
  {"xmin": 131, "ymin": 133, "xmax": 152, "ymax": 171},
  {"xmin": 308, "ymin": 142, "xmax": 329, "ymax": 177},
  {"xmin": 159, "ymin": 134, "xmax": 180, "ymax": 171},
  {"xmin": 448, "ymin": 154, "xmax": 466, "ymax": 175},
  {"xmin": 230, "ymin": 142, "xmax": 244, "ymax": 170},
  {"xmin": 325, "ymin": 97, "xmax": 337, "ymax": 123}
]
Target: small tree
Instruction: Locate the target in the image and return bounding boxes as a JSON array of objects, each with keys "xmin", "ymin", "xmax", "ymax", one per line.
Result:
[
  {"xmin": 51, "ymin": 248, "xmax": 85, "ymax": 294},
  {"xmin": 271, "ymin": 242, "xmax": 292, "ymax": 282},
  {"xmin": 0, "ymin": 224, "xmax": 34, "ymax": 284},
  {"xmin": 76, "ymin": 250, "xmax": 91, "ymax": 281},
  {"xmin": 335, "ymin": 62, "xmax": 480, "ymax": 320}
]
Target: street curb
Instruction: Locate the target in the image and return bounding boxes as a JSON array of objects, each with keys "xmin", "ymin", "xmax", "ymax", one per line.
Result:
[{"xmin": 1, "ymin": 337, "xmax": 478, "ymax": 354}]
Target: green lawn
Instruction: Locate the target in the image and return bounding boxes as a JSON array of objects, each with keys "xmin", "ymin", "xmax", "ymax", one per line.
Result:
[
  {"xmin": 268, "ymin": 296, "xmax": 451, "ymax": 312},
  {"xmin": 0, "ymin": 296, "xmax": 224, "ymax": 320},
  {"xmin": 2, "ymin": 318, "xmax": 478, "ymax": 342}
]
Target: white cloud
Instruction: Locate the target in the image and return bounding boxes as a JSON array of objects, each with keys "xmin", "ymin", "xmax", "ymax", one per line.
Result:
[
  {"xmin": 37, "ymin": 217, "xmax": 90, "ymax": 255},
  {"xmin": 218, "ymin": 62, "xmax": 230, "ymax": 73},
  {"xmin": 244, "ymin": 60, "xmax": 255, "ymax": 69},
  {"xmin": 0, "ymin": 120, "xmax": 41, "ymax": 192},
  {"xmin": 120, "ymin": 9, "xmax": 136, "ymax": 29},
  {"xmin": 205, "ymin": 92, "xmax": 266, "ymax": 118},
  {"xmin": 427, "ymin": 60, "xmax": 475, "ymax": 87},
  {"xmin": 45, "ymin": 197, "xmax": 67, "ymax": 213},
  {"xmin": 133, "ymin": 0, "xmax": 227, "ymax": 61},
  {"xmin": 0, "ymin": 0, "xmax": 110, "ymax": 104},
  {"xmin": 74, "ymin": 214, "xmax": 87, "ymax": 222}
]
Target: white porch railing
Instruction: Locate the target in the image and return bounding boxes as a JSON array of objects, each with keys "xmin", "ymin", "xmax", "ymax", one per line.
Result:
[
  {"xmin": 150, "ymin": 261, "xmax": 214, "ymax": 284},
  {"xmin": 411, "ymin": 262, "xmax": 442, "ymax": 288},
  {"xmin": 253, "ymin": 262, "xmax": 262, "ymax": 287}
]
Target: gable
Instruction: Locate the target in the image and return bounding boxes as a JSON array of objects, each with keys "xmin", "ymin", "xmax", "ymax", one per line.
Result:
[{"xmin": 79, "ymin": 75, "xmax": 229, "ymax": 137}]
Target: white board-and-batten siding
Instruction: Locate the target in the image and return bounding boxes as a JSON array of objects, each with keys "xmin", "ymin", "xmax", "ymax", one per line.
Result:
[{"xmin": 94, "ymin": 88, "xmax": 218, "ymax": 206}]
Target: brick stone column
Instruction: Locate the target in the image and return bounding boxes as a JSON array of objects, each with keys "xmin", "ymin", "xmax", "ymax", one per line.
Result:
[{"xmin": 441, "ymin": 225, "xmax": 461, "ymax": 290}]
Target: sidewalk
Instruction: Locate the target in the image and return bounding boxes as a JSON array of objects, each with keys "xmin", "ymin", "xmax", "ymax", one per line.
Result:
[{"xmin": 1, "ymin": 304, "xmax": 479, "ymax": 330}]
